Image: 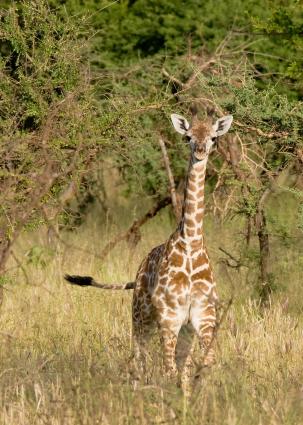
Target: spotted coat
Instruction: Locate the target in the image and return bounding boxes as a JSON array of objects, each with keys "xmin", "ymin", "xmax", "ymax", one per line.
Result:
[{"xmin": 65, "ymin": 113, "xmax": 233, "ymax": 384}]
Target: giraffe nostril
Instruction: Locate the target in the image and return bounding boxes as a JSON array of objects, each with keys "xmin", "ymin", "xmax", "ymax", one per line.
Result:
[{"xmin": 196, "ymin": 145, "xmax": 206, "ymax": 155}]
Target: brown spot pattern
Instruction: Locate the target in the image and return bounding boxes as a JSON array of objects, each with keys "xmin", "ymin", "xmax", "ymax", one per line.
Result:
[
  {"xmin": 186, "ymin": 218, "xmax": 196, "ymax": 228},
  {"xmin": 195, "ymin": 212, "xmax": 204, "ymax": 222},
  {"xmin": 129, "ymin": 116, "xmax": 221, "ymax": 382},
  {"xmin": 192, "ymin": 268, "xmax": 212, "ymax": 282},
  {"xmin": 186, "ymin": 228, "xmax": 195, "ymax": 237},
  {"xmin": 192, "ymin": 253, "xmax": 208, "ymax": 269},
  {"xmin": 169, "ymin": 251, "xmax": 183, "ymax": 267},
  {"xmin": 186, "ymin": 201, "xmax": 196, "ymax": 214}
]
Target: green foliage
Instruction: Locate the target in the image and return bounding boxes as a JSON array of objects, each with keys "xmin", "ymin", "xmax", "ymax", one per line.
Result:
[
  {"xmin": 59, "ymin": 0, "xmax": 260, "ymax": 63},
  {"xmin": 0, "ymin": 0, "xmax": 111, "ymax": 262},
  {"xmin": 51, "ymin": 0, "xmax": 303, "ymax": 101},
  {"xmin": 0, "ymin": 0, "xmax": 302, "ymax": 302},
  {"xmin": 104, "ymin": 51, "xmax": 303, "ymax": 200},
  {"xmin": 252, "ymin": 1, "xmax": 303, "ymax": 97},
  {"xmin": 0, "ymin": 1, "xmax": 85, "ymax": 131},
  {"xmin": 1, "ymin": 0, "xmax": 302, "ymax": 217}
]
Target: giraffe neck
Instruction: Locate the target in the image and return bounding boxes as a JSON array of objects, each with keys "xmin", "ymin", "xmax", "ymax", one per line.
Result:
[{"xmin": 180, "ymin": 155, "xmax": 208, "ymax": 244}]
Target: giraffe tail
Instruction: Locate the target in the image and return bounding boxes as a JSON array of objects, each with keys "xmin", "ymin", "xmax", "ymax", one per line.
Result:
[{"xmin": 64, "ymin": 274, "xmax": 135, "ymax": 290}]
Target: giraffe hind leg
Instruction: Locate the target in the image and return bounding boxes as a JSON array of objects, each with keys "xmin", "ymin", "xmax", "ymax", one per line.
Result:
[
  {"xmin": 132, "ymin": 299, "xmax": 155, "ymax": 384},
  {"xmin": 132, "ymin": 322, "xmax": 151, "ymax": 379}
]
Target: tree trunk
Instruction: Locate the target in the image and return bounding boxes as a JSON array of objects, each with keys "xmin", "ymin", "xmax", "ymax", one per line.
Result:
[{"xmin": 256, "ymin": 209, "xmax": 272, "ymax": 304}]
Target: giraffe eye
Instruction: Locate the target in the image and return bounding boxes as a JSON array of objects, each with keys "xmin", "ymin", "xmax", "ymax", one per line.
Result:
[{"xmin": 185, "ymin": 135, "xmax": 191, "ymax": 143}]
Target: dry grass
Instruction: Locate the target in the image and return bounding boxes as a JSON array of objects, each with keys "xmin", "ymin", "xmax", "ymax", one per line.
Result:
[{"xmin": 1, "ymin": 209, "xmax": 303, "ymax": 425}]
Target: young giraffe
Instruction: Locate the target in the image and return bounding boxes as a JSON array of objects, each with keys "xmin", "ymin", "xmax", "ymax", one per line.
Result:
[{"xmin": 65, "ymin": 112, "xmax": 233, "ymax": 381}]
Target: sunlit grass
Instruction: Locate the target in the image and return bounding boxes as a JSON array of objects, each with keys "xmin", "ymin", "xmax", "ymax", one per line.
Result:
[{"xmin": 1, "ymin": 208, "xmax": 303, "ymax": 424}]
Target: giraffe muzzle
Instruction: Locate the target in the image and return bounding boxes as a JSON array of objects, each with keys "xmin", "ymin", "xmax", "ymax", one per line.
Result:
[{"xmin": 194, "ymin": 146, "xmax": 207, "ymax": 161}]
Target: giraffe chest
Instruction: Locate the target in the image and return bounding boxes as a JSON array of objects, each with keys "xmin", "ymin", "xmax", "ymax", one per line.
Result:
[{"xmin": 152, "ymin": 246, "xmax": 213, "ymax": 311}]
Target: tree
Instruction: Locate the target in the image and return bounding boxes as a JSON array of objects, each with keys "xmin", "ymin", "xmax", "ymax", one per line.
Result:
[{"xmin": 0, "ymin": 1, "xmax": 104, "ymax": 271}]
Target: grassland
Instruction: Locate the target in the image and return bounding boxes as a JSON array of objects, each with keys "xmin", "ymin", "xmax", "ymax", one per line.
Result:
[{"xmin": 1, "ymin": 204, "xmax": 303, "ymax": 425}]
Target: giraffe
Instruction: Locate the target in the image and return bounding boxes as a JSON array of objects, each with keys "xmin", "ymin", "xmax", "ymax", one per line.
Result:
[{"xmin": 65, "ymin": 112, "xmax": 233, "ymax": 384}]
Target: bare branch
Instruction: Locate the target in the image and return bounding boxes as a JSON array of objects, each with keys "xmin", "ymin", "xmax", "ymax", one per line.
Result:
[
  {"xmin": 234, "ymin": 120, "xmax": 289, "ymax": 139},
  {"xmin": 162, "ymin": 68, "xmax": 184, "ymax": 89},
  {"xmin": 158, "ymin": 137, "xmax": 181, "ymax": 221},
  {"xmin": 99, "ymin": 197, "xmax": 171, "ymax": 261}
]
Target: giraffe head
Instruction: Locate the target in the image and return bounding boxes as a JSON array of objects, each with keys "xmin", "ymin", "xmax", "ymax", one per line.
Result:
[{"xmin": 170, "ymin": 113, "xmax": 233, "ymax": 161}]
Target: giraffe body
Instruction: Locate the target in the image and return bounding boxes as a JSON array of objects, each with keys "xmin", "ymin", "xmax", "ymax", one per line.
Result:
[
  {"xmin": 134, "ymin": 237, "xmax": 216, "ymax": 332},
  {"xmin": 65, "ymin": 112, "xmax": 233, "ymax": 384},
  {"xmin": 132, "ymin": 159, "xmax": 218, "ymax": 377}
]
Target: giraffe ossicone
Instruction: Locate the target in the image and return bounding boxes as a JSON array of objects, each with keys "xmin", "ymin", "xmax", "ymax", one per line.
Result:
[{"xmin": 65, "ymin": 111, "xmax": 233, "ymax": 388}]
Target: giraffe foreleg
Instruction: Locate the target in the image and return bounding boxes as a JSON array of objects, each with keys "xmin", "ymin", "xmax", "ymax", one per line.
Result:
[
  {"xmin": 179, "ymin": 331, "xmax": 196, "ymax": 397},
  {"xmin": 159, "ymin": 326, "xmax": 178, "ymax": 378},
  {"xmin": 198, "ymin": 318, "xmax": 216, "ymax": 366},
  {"xmin": 190, "ymin": 296, "xmax": 217, "ymax": 367}
]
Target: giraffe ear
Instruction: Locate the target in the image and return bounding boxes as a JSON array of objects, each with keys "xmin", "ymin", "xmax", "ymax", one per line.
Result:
[
  {"xmin": 213, "ymin": 115, "xmax": 233, "ymax": 137},
  {"xmin": 170, "ymin": 114, "xmax": 190, "ymax": 135}
]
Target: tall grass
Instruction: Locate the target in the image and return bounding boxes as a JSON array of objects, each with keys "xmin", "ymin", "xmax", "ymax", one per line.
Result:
[{"xmin": 1, "ymin": 204, "xmax": 303, "ymax": 424}]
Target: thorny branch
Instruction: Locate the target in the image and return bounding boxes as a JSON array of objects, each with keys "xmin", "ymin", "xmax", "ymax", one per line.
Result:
[{"xmin": 0, "ymin": 85, "xmax": 97, "ymax": 274}]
